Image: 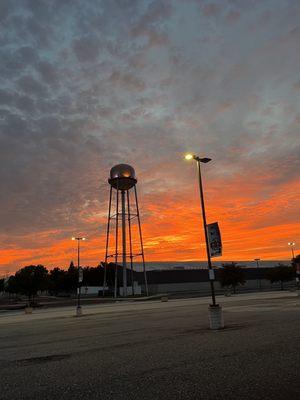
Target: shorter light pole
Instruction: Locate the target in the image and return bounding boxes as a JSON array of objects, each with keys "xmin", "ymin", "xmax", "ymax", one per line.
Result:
[
  {"xmin": 288, "ymin": 242, "xmax": 296, "ymax": 259},
  {"xmin": 72, "ymin": 237, "xmax": 86, "ymax": 316},
  {"xmin": 254, "ymin": 258, "xmax": 261, "ymax": 291}
]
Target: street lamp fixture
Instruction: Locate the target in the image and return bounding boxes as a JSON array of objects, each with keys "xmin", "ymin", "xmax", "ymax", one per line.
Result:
[
  {"xmin": 288, "ymin": 242, "xmax": 296, "ymax": 259},
  {"xmin": 185, "ymin": 152, "xmax": 223, "ymax": 329},
  {"xmin": 185, "ymin": 154, "xmax": 212, "ymax": 163},
  {"xmin": 71, "ymin": 237, "xmax": 87, "ymax": 316}
]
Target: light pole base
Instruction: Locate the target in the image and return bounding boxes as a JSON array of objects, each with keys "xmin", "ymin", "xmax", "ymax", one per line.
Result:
[
  {"xmin": 76, "ymin": 306, "xmax": 82, "ymax": 317},
  {"xmin": 208, "ymin": 305, "xmax": 224, "ymax": 330},
  {"xmin": 25, "ymin": 306, "xmax": 33, "ymax": 314}
]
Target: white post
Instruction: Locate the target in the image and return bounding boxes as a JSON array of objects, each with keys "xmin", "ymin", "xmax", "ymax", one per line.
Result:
[{"xmin": 208, "ymin": 305, "xmax": 224, "ymax": 330}]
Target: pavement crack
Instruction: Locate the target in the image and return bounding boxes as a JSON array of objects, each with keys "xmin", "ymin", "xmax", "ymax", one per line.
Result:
[{"xmin": 15, "ymin": 354, "xmax": 71, "ymax": 365}]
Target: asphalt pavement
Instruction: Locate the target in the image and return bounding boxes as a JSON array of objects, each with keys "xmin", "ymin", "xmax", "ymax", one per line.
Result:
[{"xmin": 0, "ymin": 291, "xmax": 299, "ymax": 400}]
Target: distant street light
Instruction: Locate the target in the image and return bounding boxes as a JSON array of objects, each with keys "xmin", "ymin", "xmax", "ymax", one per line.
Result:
[
  {"xmin": 254, "ymin": 258, "xmax": 261, "ymax": 291},
  {"xmin": 185, "ymin": 153, "xmax": 223, "ymax": 329},
  {"xmin": 72, "ymin": 237, "xmax": 86, "ymax": 316},
  {"xmin": 288, "ymin": 242, "xmax": 296, "ymax": 259}
]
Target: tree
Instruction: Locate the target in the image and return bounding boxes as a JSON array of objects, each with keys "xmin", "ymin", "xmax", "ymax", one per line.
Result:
[
  {"xmin": 0, "ymin": 278, "xmax": 5, "ymax": 293},
  {"xmin": 14, "ymin": 265, "xmax": 49, "ymax": 305},
  {"xmin": 49, "ymin": 267, "xmax": 67, "ymax": 295},
  {"xmin": 82, "ymin": 265, "xmax": 104, "ymax": 286},
  {"xmin": 292, "ymin": 255, "xmax": 300, "ymax": 286},
  {"xmin": 218, "ymin": 262, "xmax": 246, "ymax": 294},
  {"xmin": 265, "ymin": 264, "xmax": 295, "ymax": 290},
  {"xmin": 292, "ymin": 255, "xmax": 300, "ymax": 270},
  {"xmin": 64, "ymin": 262, "xmax": 78, "ymax": 293},
  {"xmin": 6, "ymin": 275, "xmax": 19, "ymax": 297}
]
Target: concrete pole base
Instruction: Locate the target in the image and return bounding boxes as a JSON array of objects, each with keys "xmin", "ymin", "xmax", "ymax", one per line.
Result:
[
  {"xmin": 25, "ymin": 307, "xmax": 33, "ymax": 314},
  {"xmin": 76, "ymin": 306, "xmax": 82, "ymax": 317},
  {"xmin": 208, "ymin": 305, "xmax": 224, "ymax": 330}
]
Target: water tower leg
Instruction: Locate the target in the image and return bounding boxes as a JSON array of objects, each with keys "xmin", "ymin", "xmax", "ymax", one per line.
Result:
[
  {"xmin": 121, "ymin": 190, "xmax": 127, "ymax": 297},
  {"xmin": 134, "ymin": 186, "xmax": 148, "ymax": 296},
  {"xmin": 127, "ymin": 190, "xmax": 135, "ymax": 296},
  {"xmin": 114, "ymin": 188, "xmax": 119, "ymax": 298},
  {"xmin": 103, "ymin": 186, "xmax": 112, "ymax": 296}
]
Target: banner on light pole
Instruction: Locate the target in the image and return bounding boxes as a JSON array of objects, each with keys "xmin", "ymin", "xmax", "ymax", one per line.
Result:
[{"xmin": 207, "ymin": 222, "xmax": 222, "ymax": 257}]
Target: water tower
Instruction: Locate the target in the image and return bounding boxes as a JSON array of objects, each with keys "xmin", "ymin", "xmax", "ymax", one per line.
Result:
[{"xmin": 103, "ymin": 164, "xmax": 148, "ymax": 297}]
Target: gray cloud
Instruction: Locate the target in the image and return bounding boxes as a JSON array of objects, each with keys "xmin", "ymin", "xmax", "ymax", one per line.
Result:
[
  {"xmin": 0, "ymin": 0, "xmax": 299, "ymax": 268},
  {"xmin": 36, "ymin": 60, "xmax": 59, "ymax": 85},
  {"xmin": 17, "ymin": 75, "xmax": 48, "ymax": 97},
  {"xmin": 73, "ymin": 37, "xmax": 101, "ymax": 63},
  {"xmin": 109, "ymin": 71, "xmax": 145, "ymax": 92}
]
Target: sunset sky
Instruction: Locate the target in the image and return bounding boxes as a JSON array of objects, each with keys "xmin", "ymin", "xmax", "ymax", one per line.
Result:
[{"xmin": 0, "ymin": 0, "xmax": 299, "ymax": 274}]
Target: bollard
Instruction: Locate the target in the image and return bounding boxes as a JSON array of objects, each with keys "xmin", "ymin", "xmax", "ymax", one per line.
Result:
[
  {"xmin": 208, "ymin": 305, "xmax": 224, "ymax": 330},
  {"xmin": 161, "ymin": 296, "xmax": 168, "ymax": 302},
  {"xmin": 25, "ymin": 307, "xmax": 33, "ymax": 314},
  {"xmin": 76, "ymin": 306, "xmax": 82, "ymax": 317}
]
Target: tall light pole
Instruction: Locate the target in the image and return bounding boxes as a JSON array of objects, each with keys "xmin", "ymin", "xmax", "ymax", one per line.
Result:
[
  {"xmin": 72, "ymin": 237, "xmax": 86, "ymax": 316},
  {"xmin": 254, "ymin": 258, "xmax": 261, "ymax": 291},
  {"xmin": 288, "ymin": 242, "xmax": 296, "ymax": 259},
  {"xmin": 185, "ymin": 154, "xmax": 223, "ymax": 329}
]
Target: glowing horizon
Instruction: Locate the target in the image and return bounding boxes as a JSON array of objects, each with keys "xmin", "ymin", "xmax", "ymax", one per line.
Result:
[{"xmin": 1, "ymin": 175, "xmax": 299, "ymax": 274}]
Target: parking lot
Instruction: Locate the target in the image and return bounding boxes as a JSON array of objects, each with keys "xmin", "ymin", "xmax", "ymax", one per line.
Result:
[{"xmin": 0, "ymin": 292, "xmax": 299, "ymax": 400}]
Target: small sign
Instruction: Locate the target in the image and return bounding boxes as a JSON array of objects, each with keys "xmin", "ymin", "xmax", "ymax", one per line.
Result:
[
  {"xmin": 209, "ymin": 269, "xmax": 215, "ymax": 281},
  {"xmin": 78, "ymin": 267, "xmax": 83, "ymax": 283},
  {"xmin": 207, "ymin": 222, "xmax": 222, "ymax": 258}
]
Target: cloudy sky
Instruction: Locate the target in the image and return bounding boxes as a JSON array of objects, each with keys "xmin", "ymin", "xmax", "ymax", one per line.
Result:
[{"xmin": 0, "ymin": 0, "xmax": 299, "ymax": 273}]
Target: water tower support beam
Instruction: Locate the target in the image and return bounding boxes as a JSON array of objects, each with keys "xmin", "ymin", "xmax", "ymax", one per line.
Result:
[
  {"xmin": 134, "ymin": 185, "xmax": 148, "ymax": 296},
  {"xmin": 121, "ymin": 190, "xmax": 127, "ymax": 297},
  {"xmin": 114, "ymin": 187, "xmax": 119, "ymax": 298},
  {"xmin": 127, "ymin": 190, "xmax": 135, "ymax": 296},
  {"xmin": 103, "ymin": 185, "xmax": 112, "ymax": 296}
]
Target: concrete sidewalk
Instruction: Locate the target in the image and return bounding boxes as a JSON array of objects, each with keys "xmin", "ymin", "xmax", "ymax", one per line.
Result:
[{"xmin": 0, "ymin": 290, "xmax": 297, "ymax": 325}]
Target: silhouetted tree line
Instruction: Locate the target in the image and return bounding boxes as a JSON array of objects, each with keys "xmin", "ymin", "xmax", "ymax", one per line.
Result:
[
  {"xmin": 218, "ymin": 263, "xmax": 246, "ymax": 293},
  {"xmin": 218, "ymin": 261, "xmax": 296, "ymax": 292},
  {"xmin": 1, "ymin": 262, "xmax": 115, "ymax": 304},
  {"xmin": 0, "ymin": 258, "xmax": 297, "ymax": 302},
  {"xmin": 265, "ymin": 261, "xmax": 297, "ymax": 290}
]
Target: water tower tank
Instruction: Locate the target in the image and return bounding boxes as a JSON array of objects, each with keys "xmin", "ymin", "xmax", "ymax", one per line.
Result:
[{"xmin": 108, "ymin": 164, "xmax": 137, "ymax": 190}]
